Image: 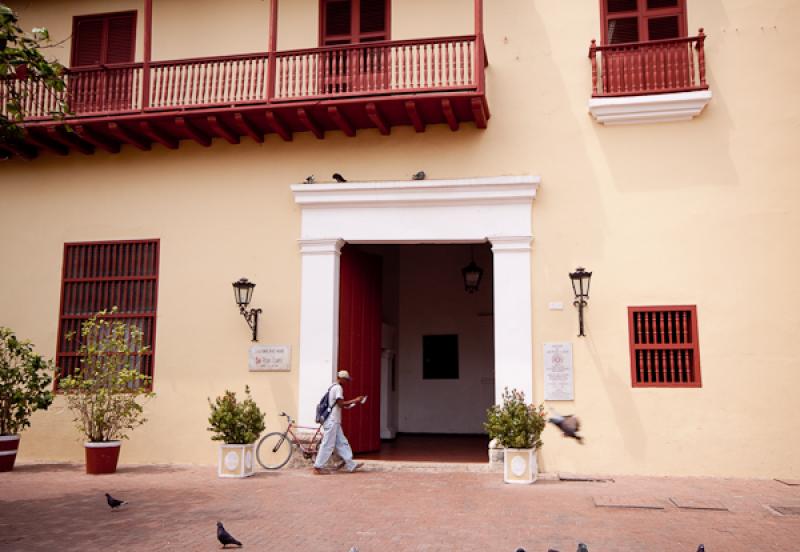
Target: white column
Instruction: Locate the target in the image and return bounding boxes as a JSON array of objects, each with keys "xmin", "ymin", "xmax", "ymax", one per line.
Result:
[
  {"xmin": 490, "ymin": 236, "xmax": 534, "ymax": 405},
  {"xmin": 297, "ymin": 238, "xmax": 344, "ymax": 426}
]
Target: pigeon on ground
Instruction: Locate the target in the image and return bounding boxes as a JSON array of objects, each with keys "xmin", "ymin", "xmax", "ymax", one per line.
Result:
[
  {"xmin": 332, "ymin": 173, "xmax": 347, "ymax": 183},
  {"xmin": 217, "ymin": 522, "xmax": 242, "ymax": 548},
  {"xmin": 348, "ymin": 547, "xmax": 359, "ymax": 552},
  {"xmin": 412, "ymin": 171, "xmax": 426, "ymax": 180},
  {"xmin": 549, "ymin": 409, "xmax": 584, "ymax": 444},
  {"xmin": 105, "ymin": 493, "xmax": 127, "ymax": 510},
  {"xmin": 304, "ymin": 175, "xmax": 315, "ymax": 184},
  {"xmin": 696, "ymin": 546, "xmax": 704, "ymax": 552},
  {"xmin": 577, "ymin": 544, "xmax": 589, "ymax": 552}
]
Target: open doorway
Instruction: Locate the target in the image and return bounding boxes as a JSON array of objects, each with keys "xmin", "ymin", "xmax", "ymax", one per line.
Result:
[{"xmin": 340, "ymin": 243, "xmax": 494, "ymax": 463}]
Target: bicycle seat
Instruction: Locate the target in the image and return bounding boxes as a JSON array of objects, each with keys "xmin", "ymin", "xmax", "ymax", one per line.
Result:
[{"xmin": 279, "ymin": 411, "xmax": 287, "ymax": 417}]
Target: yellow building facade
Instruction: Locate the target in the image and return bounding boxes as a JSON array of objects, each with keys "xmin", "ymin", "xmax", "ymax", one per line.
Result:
[{"xmin": 1, "ymin": 0, "xmax": 799, "ymax": 478}]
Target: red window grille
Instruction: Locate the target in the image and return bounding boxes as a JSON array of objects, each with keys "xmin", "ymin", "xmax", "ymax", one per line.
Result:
[
  {"xmin": 628, "ymin": 306, "xmax": 701, "ymax": 387},
  {"xmin": 601, "ymin": 0, "xmax": 686, "ymax": 45},
  {"xmin": 56, "ymin": 240, "xmax": 159, "ymax": 387},
  {"xmin": 71, "ymin": 11, "xmax": 136, "ymax": 67}
]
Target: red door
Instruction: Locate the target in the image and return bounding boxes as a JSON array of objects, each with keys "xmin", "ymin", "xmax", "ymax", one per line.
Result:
[{"xmin": 338, "ymin": 245, "xmax": 382, "ymax": 453}]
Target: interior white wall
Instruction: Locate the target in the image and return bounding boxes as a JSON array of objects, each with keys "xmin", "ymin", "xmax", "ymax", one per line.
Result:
[{"xmin": 396, "ymin": 244, "xmax": 494, "ymax": 434}]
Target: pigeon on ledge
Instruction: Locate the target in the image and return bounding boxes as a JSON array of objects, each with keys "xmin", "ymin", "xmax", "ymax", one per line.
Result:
[
  {"xmin": 105, "ymin": 493, "xmax": 127, "ymax": 510},
  {"xmin": 304, "ymin": 175, "xmax": 315, "ymax": 184},
  {"xmin": 332, "ymin": 173, "xmax": 347, "ymax": 183},
  {"xmin": 217, "ymin": 522, "xmax": 242, "ymax": 548},
  {"xmin": 549, "ymin": 409, "xmax": 584, "ymax": 444},
  {"xmin": 412, "ymin": 171, "xmax": 426, "ymax": 180}
]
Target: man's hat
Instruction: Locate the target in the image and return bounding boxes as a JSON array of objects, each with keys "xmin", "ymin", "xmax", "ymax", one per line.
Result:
[{"xmin": 337, "ymin": 370, "xmax": 351, "ymax": 380}]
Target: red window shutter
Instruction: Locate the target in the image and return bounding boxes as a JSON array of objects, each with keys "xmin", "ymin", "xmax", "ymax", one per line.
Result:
[
  {"xmin": 73, "ymin": 17, "xmax": 104, "ymax": 66},
  {"xmin": 628, "ymin": 306, "xmax": 701, "ymax": 388},
  {"xmin": 105, "ymin": 14, "xmax": 136, "ymax": 64},
  {"xmin": 601, "ymin": 0, "xmax": 686, "ymax": 44},
  {"xmin": 647, "ymin": 15, "xmax": 680, "ymax": 40},
  {"xmin": 607, "ymin": 0, "xmax": 637, "ymax": 13},
  {"xmin": 647, "ymin": 0, "xmax": 678, "ymax": 8},
  {"xmin": 56, "ymin": 240, "xmax": 160, "ymax": 388},
  {"xmin": 359, "ymin": 0, "xmax": 387, "ymax": 34},
  {"xmin": 72, "ymin": 11, "xmax": 136, "ymax": 67},
  {"xmin": 608, "ymin": 17, "xmax": 639, "ymax": 44},
  {"xmin": 324, "ymin": 0, "xmax": 352, "ymax": 42}
]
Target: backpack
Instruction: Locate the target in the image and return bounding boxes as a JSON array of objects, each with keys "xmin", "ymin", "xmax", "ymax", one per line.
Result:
[{"xmin": 315, "ymin": 384, "xmax": 336, "ymax": 424}]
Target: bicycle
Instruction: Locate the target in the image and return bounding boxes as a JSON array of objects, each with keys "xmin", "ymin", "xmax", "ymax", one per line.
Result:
[{"xmin": 256, "ymin": 411, "xmax": 324, "ymax": 470}]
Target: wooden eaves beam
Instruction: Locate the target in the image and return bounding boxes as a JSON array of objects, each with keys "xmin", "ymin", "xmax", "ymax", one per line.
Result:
[
  {"xmin": 74, "ymin": 125, "xmax": 121, "ymax": 154},
  {"xmin": 265, "ymin": 111, "xmax": 292, "ymax": 141},
  {"xmin": 328, "ymin": 106, "xmax": 355, "ymax": 137},
  {"xmin": 207, "ymin": 116, "xmax": 240, "ymax": 145},
  {"xmin": 176, "ymin": 117, "xmax": 211, "ymax": 147},
  {"xmin": 24, "ymin": 129, "xmax": 68, "ymax": 156},
  {"xmin": 107, "ymin": 122, "xmax": 152, "ymax": 151},
  {"xmin": 365, "ymin": 102, "xmax": 390, "ymax": 135},
  {"xmin": 234, "ymin": 113, "xmax": 264, "ymax": 144},
  {"xmin": 139, "ymin": 122, "xmax": 178, "ymax": 150},
  {"xmin": 404, "ymin": 101, "xmax": 425, "ymax": 133},
  {"xmin": 46, "ymin": 127, "xmax": 95, "ymax": 155},
  {"xmin": 297, "ymin": 108, "xmax": 324, "ymax": 139},
  {"xmin": 441, "ymin": 99, "xmax": 459, "ymax": 132}
]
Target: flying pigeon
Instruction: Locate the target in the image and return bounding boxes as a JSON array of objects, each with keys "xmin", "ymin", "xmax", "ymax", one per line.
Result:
[
  {"xmin": 304, "ymin": 175, "xmax": 315, "ymax": 184},
  {"xmin": 577, "ymin": 544, "xmax": 589, "ymax": 552},
  {"xmin": 332, "ymin": 173, "xmax": 347, "ymax": 183},
  {"xmin": 549, "ymin": 410, "xmax": 584, "ymax": 443},
  {"xmin": 412, "ymin": 171, "xmax": 426, "ymax": 181},
  {"xmin": 105, "ymin": 493, "xmax": 128, "ymax": 509},
  {"xmin": 217, "ymin": 522, "xmax": 242, "ymax": 548}
]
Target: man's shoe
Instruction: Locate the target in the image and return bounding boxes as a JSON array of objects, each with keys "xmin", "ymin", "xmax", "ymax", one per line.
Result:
[
  {"xmin": 313, "ymin": 467, "xmax": 329, "ymax": 475},
  {"xmin": 347, "ymin": 462, "xmax": 364, "ymax": 473},
  {"xmin": 333, "ymin": 461, "xmax": 346, "ymax": 471}
]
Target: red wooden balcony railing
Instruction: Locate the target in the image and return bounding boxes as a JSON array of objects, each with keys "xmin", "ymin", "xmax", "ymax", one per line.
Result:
[
  {"xmin": 273, "ymin": 36, "xmax": 477, "ymax": 101},
  {"xmin": 1, "ymin": 35, "xmax": 482, "ymax": 121},
  {"xmin": 589, "ymin": 30, "xmax": 708, "ymax": 97}
]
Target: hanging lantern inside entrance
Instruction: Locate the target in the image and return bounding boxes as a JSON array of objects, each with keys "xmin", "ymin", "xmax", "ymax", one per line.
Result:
[{"xmin": 461, "ymin": 247, "xmax": 483, "ymax": 294}]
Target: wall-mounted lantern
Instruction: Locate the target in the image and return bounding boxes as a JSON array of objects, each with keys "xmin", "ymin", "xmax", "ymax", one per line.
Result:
[
  {"xmin": 461, "ymin": 246, "xmax": 484, "ymax": 294},
  {"xmin": 569, "ymin": 267, "xmax": 592, "ymax": 337},
  {"xmin": 232, "ymin": 277, "xmax": 262, "ymax": 342}
]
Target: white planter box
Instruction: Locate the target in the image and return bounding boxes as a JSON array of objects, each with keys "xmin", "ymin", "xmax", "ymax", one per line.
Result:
[
  {"xmin": 218, "ymin": 443, "xmax": 256, "ymax": 478},
  {"xmin": 503, "ymin": 447, "xmax": 538, "ymax": 484}
]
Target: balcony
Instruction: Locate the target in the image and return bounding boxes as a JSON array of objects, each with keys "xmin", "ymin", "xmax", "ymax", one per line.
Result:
[
  {"xmin": 2, "ymin": 36, "xmax": 489, "ymax": 160},
  {"xmin": 587, "ymin": 30, "xmax": 711, "ymax": 125}
]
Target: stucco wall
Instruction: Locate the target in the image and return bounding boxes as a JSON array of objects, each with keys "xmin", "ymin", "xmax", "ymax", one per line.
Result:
[{"xmin": 2, "ymin": 0, "xmax": 799, "ymax": 477}]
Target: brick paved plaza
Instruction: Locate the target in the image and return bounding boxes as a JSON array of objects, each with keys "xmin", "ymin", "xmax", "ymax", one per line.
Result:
[{"xmin": 2, "ymin": 463, "xmax": 799, "ymax": 551}]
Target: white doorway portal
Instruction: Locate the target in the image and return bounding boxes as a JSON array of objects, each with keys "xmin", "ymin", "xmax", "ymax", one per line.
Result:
[{"xmin": 291, "ymin": 176, "xmax": 540, "ymax": 426}]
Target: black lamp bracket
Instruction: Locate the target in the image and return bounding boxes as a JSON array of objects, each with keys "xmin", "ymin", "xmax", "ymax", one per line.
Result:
[{"xmin": 239, "ymin": 306, "xmax": 262, "ymax": 342}]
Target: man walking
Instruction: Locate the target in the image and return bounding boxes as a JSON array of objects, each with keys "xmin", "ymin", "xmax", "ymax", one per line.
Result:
[{"xmin": 313, "ymin": 370, "xmax": 365, "ymax": 475}]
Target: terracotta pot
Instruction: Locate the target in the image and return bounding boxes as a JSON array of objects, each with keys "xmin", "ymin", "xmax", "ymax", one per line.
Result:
[
  {"xmin": 84, "ymin": 441, "xmax": 122, "ymax": 474},
  {"xmin": 0, "ymin": 435, "xmax": 21, "ymax": 472}
]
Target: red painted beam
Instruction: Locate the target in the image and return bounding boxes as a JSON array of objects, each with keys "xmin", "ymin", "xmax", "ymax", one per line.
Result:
[
  {"xmin": 264, "ymin": 111, "xmax": 292, "ymax": 141},
  {"xmin": 404, "ymin": 101, "xmax": 425, "ymax": 133},
  {"xmin": 207, "ymin": 116, "xmax": 240, "ymax": 145},
  {"xmin": 328, "ymin": 106, "xmax": 355, "ymax": 137},
  {"xmin": 176, "ymin": 117, "xmax": 211, "ymax": 147},
  {"xmin": 441, "ymin": 99, "xmax": 459, "ymax": 132},
  {"xmin": 139, "ymin": 122, "xmax": 179, "ymax": 150},
  {"xmin": 297, "ymin": 108, "xmax": 324, "ymax": 139},
  {"xmin": 107, "ymin": 122, "xmax": 152, "ymax": 151},
  {"xmin": 47, "ymin": 127, "xmax": 95, "ymax": 155},
  {"xmin": 470, "ymin": 97, "xmax": 488, "ymax": 129},
  {"xmin": 74, "ymin": 125, "xmax": 121, "ymax": 154},
  {"xmin": 4, "ymin": 143, "xmax": 38, "ymax": 161},
  {"xmin": 25, "ymin": 130, "xmax": 68, "ymax": 156},
  {"xmin": 365, "ymin": 102, "xmax": 390, "ymax": 136},
  {"xmin": 234, "ymin": 113, "xmax": 264, "ymax": 144}
]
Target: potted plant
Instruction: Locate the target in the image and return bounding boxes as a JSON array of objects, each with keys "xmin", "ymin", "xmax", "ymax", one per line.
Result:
[
  {"xmin": 484, "ymin": 388, "xmax": 546, "ymax": 484},
  {"xmin": 208, "ymin": 386, "xmax": 265, "ymax": 478},
  {"xmin": 0, "ymin": 328, "xmax": 55, "ymax": 472},
  {"xmin": 58, "ymin": 310, "xmax": 155, "ymax": 474}
]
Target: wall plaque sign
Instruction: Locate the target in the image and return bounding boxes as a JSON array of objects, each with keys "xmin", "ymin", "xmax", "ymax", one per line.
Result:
[
  {"xmin": 543, "ymin": 342, "xmax": 573, "ymax": 401},
  {"xmin": 249, "ymin": 345, "xmax": 291, "ymax": 372}
]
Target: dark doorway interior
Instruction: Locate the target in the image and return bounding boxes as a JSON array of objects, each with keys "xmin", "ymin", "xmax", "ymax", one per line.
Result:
[{"xmin": 357, "ymin": 434, "xmax": 490, "ymax": 463}]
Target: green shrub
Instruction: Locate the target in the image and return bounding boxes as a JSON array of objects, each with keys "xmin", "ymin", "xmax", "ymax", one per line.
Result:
[
  {"xmin": 58, "ymin": 309, "xmax": 155, "ymax": 442},
  {"xmin": 207, "ymin": 386, "xmax": 265, "ymax": 444},
  {"xmin": 484, "ymin": 388, "xmax": 546, "ymax": 449},
  {"xmin": 0, "ymin": 328, "xmax": 55, "ymax": 436}
]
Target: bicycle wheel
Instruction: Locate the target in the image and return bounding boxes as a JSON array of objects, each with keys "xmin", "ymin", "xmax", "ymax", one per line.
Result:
[{"xmin": 256, "ymin": 432, "xmax": 293, "ymax": 470}]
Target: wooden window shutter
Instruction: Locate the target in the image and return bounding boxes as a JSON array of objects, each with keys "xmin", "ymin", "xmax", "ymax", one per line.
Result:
[
  {"xmin": 56, "ymin": 240, "xmax": 160, "ymax": 388},
  {"xmin": 628, "ymin": 306, "xmax": 701, "ymax": 388},
  {"xmin": 73, "ymin": 17, "xmax": 104, "ymax": 66},
  {"xmin": 601, "ymin": 0, "xmax": 686, "ymax": 44},
  {"xmin": 105, "ymin": 13, "xmax": 136, "ymax": 64},
  {"xmin": 322, "ymin": 0, "xmax": 388, "ymax": 45},
  {"xmin": 71, "ymin": 11, "xmax": 136, "ymax": 67},
  {"xmin": 359, "ymin": 0, "xmax": 387, "ymax": 35}
]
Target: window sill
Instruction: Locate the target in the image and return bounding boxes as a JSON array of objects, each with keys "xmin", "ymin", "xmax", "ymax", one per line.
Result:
[{"xmin": 588, "ymin": 90, "xmax": 712, "ymax": 125}]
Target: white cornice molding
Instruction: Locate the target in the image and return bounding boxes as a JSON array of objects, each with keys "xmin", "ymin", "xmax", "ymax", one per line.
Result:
[
  {"xmin": 291, "ymin": 175, "xmax": 540, "ymax": 208},
  {"xmin": 588, "ymin": 90, "xmax": 712, "ymax": 125},
  {"xmin": 489, "ymin": 235, "xmax": 533, "ymax": 252},
  {"xmin": 298, "ymin": 238, "xmax": 345, "ymax": 255}
]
